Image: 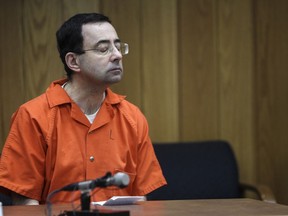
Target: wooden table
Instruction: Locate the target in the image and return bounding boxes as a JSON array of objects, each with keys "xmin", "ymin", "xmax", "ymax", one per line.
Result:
[{"xmin": 3, "ymin": 199, "xmax": 288, "ymax": 216}]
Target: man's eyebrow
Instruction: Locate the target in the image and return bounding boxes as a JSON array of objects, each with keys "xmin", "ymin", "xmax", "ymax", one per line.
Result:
[{"xmin": 96, "ymin": 39, "xmax": 121, "ymax": 45}]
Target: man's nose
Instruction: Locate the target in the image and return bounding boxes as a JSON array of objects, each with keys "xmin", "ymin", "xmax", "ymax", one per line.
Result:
[{"xmin": 110, "ymin": 46, "xmax": 123, "ymax": 60}]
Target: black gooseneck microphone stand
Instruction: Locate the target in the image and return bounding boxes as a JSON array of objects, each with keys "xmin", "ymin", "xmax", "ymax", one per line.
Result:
[
  {"xmin": 47, "ymin": 172, "xmax": 130, "ymax": 216},
  {"xmin": 80, "ymin": 188, "xmax": 92, "ymax": 211}
]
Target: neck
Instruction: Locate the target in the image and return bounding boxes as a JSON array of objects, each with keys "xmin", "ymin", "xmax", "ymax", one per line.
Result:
[{"xmin": 64, "ymin": 81, "xmax": 106, "ymax": 115}]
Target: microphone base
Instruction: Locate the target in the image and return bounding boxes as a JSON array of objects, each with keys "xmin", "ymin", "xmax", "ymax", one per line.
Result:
[{"xmin": 60, "ymin": 209, "xmax": 130, "ymax": 216}]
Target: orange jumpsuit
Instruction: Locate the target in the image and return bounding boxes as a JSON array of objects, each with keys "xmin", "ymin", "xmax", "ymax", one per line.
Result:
[{"xmin": 0, "ymin": 79, "xmax": 167, "ymax": 204}]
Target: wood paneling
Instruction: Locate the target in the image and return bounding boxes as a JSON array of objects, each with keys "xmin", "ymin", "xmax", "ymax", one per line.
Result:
[
  {"xmin": 254, "ymin": 0, "xmax": 288, "ymax": 204},
  {"xmin": 178, "ymin": 0, "xmax": 218, "ymax": 140},
  {"xmin": 61, "ymin": 0, "xmax": 100, "ymax": 19},
  {"xmin": 217, "ymin": 0, "xmax": 255, "ymax": 183},
  {"xmin": 0, "ymin": 0, "xmax": 24, "ymax": 144},
  {"xmin": 22, "ymin": 0, "xmax": 63, "ymax": 100},
  {"xmin": 141, "ymin": 0, "xmax": 179, "ymax": 141}
]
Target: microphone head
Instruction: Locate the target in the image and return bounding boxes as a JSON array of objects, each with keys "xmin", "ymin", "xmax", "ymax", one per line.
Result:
[{"xmin": 113, "ymin": 172, "xmax": 130, "ymax": 188}]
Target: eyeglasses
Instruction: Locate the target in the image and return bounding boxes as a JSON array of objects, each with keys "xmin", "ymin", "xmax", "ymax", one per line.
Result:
[{"xmin": 81, "ymin": 42, "xmax": 129, "ymax": 56}]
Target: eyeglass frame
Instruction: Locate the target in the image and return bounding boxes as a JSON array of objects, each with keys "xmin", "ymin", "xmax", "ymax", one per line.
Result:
[{"xmin": 76, "ymin": 41, "xmax": 129, "ymax": 56}]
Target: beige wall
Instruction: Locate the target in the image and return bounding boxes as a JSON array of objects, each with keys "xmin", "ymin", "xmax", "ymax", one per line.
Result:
[{"xmin": 0, "ymin": 0, "xmax": 287, "ymax": 204}]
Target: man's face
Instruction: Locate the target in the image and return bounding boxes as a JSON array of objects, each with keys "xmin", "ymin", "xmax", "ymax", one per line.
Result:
[{"xmin": 77, "ymin": 22, "xmax": 124, "ymax": 86}]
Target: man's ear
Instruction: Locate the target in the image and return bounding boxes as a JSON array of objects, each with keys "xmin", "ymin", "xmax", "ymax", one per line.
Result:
[{"xmin": 65, "ymin": 52, "xmax": 81, "ymax": 72}]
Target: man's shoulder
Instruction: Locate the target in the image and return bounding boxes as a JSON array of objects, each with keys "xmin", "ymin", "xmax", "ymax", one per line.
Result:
[
  {"xmin": 19, "ymin": 93, "xmax": 48, "ymax": 111},
  {"xmin": 117, "ymin": 99, "xmax": 147, "ymax": 125},
  {"xmin": 11, "ymin": 93, "xmax": 51, "ymax": 123},
  {"xmin": 119, "ymin": 98, "xmax": 139, "ymax": 109},
  {"xmin": 19, "ymin": 79, "xmax": 69, "ymax": 113}
]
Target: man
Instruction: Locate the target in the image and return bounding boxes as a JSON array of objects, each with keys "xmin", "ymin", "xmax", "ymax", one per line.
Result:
[{"xmin": 0, "ymin": 13, "xmax": 166, "ymax": 205}]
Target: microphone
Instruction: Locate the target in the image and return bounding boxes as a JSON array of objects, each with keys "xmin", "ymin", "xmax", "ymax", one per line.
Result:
[
  {"xmin": 95, "ymin": 172, "xmax": 130, "ymax": 188},
  {"xmin": 61, "ymin": 172, "xmax": 130, "ymax": 191}
]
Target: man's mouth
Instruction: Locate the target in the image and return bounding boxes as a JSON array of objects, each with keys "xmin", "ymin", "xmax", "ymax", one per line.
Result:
[{"xmin": 109, "ymin": 67, "xmax": 122, "ymax": 73}]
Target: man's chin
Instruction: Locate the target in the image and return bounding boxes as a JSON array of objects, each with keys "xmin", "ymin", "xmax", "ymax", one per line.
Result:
[{"xmin": 107, "ymin": 76, "xmax": 122, "ymax": 85}]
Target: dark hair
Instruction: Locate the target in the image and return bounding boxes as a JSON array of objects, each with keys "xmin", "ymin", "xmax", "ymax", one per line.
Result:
[{"xmin": 56, "ymin": 13, "xmax": 111, "ymax": 78}]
